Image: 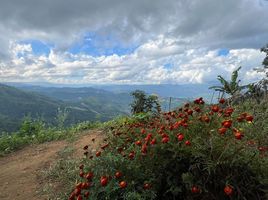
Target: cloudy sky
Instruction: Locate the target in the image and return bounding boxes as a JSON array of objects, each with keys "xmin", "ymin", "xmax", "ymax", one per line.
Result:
[{"xmin": 0, "ymin": 0, "xmax": 268, "ymax": 85}]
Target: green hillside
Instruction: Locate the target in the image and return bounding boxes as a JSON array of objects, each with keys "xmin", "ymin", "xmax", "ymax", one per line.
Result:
[
  {"xmin": 0, "ymin": 84, "xmax": 62, "ymax": 132},
  {"xmin": 15, "ymin": 85, "xmax": 132, "ymax": 113},
  {"xmin": 13, "ymin": 84, "xmax": 189, "ymax": 112},
  {"xmin": 0, "ymin": 84, "xmax": 129, "ymax": 132}
]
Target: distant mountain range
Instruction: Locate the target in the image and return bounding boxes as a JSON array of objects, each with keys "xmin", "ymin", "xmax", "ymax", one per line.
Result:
[
  {"xmin": 93, "ymin": 84, "xmax": 214, "ymax": 99},
  {"xmin": 13, "ymin": 84, "xmax": 192, "ymax": 112},
  {"xmin": 0, "ymin": 84, "xmax": 131, "ymax": 132},
  {"xmin": 1, "ymin": 82, "xmax": 216, "ymax": 132},
  {"xmin": 7, "ymin": 82, "xmax": 215, "ymax": 99}
]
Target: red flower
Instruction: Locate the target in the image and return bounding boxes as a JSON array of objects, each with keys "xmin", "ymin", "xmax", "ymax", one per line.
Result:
[
  {"xmin": 143, "ymin": 183, "xmax": 151, "ymax": 190},
  {"xmin": 245, "ymin": 115, "xmax": 254, "ymax": 122},
  {"xmin": 177, "ymin": 133, "xmax": 184, "ymax": 141},
  {"xmin": 86, "ymin": 172, "xmax": 94, "ymax": 180},
  {"xmin": 219, "ymin": 98, "xmax": 225, "ymax": 104},
  {"xmin": 162, "ymin": 137, "xmax": 169, "ymax": 143},
  {"xmin": 194, "ymin": 97, "xmax": 204, "ymax": 104},
  {"xmin": 141, "ymin": 144, "xmax": 147, "ymax": 154},
  {"xmin": 222, "ymin": 120, "xmax": 232, "ymax": 128},
  {"xmin": 150, "ymin": 138, "xmax": 157, "ymax": 145},
  {"xmin": 115, "ymin": 171, "xmax": 122, "ymax": 179},
  {"xmin": 81, "ymin": 182, "xmax": 90, "ymax": 189},
  {"xmin": 141, "ymin": 128, "xmax": 146, "ymax": 134},
  {"xmin": 202, "ymin": 116, "xmax": 210, "ymax": 123},
  {"xmin": 129, "ymin": 152, "xmax": 135, "ymax": 160},
  {"xmin": 218, "ymin": 127, "xmax": 227, "ymax": 135},
  {"xmin": 237, "ymin": 116, "xmax": 244, "ymax": 122},
  {"xmin": 225, "ymin": 107, "xmax": 234, "ymax": 115},
  {"xmin": 234, "ymin": 131, "xmax": 243, "ymax": 140},
  {"xmin": 145, "ymin": 133, "xmax": 153, "ymax": 141},
  {"xmin": 79, "ymin": 171, "xmax": 84, "ymax": 178},
  {"xmin": 100, "ymin": 176, "xmax": 108, "ymax": 186},
  {"xmin": 194, "ymin": 106, "xmax": 201, "ymax": 112},
  {"xmin": 224, "ymin": 185, "xmax": 233, "ymax": 196},
  {"xmin": 74, "ymin": 188, "xmax": 81, "ymax": 196},
  {"xmin": 211, "ymin": 105, "xmax": 220, "ymax": 112},
  {"xmin": 119, "ymin": 181, "xmax": 127, "ymax": 188},
  {"xmin": 191, "ymin": 186, "xmax": 200, "ymax": 193},
  {"xmin": 187, "ymin": 109, "xmax": 193, "ymax": 115},
  {"xmin": 185, "ymin": 140, "xmax": 191, "ymax": 146}
]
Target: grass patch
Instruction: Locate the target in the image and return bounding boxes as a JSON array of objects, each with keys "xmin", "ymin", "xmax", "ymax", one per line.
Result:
[
  {"xmin": 0, "ymin": 120, "xmax": 102, "ymax": 156},
  {"xmin": 39, "ymin": 146, "xmax": 81, "ymax": 200}
]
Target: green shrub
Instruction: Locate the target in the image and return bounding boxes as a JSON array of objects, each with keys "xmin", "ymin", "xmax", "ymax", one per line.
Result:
[{"xmin": 19, "ymin": 116, "xmax": 45, "ymax": 136}]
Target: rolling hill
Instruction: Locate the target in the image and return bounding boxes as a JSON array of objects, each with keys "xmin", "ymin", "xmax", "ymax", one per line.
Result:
[
  {"xmin": 0, "ymin": 84, "xmax": 130, "ymax": 132},
  {"xmin": 14, "ymin": 84, "xmax": 189, "ymax": 112}
]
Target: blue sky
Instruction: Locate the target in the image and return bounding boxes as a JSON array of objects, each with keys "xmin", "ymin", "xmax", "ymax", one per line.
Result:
[
  {"xmin": 0, "ymin": 0, "xmax": 267, "ymax": 85},
  {"xmin": 19, "ymin": 40, "xmax": 52, "ymax": 56},
  {"xmin": 21, "ymin": 38, "xmax": 230, "ymax": 59},
  {"xmin": 68, "ymin": 32, "xmax": 138, "ymax": 56},
  {"xmin": 218, "ymin": 49, "xmax": 229, "ymax": 56}
]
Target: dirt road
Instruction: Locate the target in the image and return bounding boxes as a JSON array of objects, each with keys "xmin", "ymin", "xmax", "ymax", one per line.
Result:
[{"xmin": 0, "ymin": 130, "xmax": 104, "ymax": 200}]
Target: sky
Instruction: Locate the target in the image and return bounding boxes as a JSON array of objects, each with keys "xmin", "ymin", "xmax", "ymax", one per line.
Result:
[{"xmin": 0, "ymin": 0, "xmax": 268, "ymax": 85}]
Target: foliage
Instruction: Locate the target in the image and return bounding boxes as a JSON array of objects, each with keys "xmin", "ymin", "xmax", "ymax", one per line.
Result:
[
  {"xmin": 68, "ymin": 97, "xmax": 268, "ymax": 200},
  {"xmin": 70, "ymin": 121, "xmax": 102, "ymax": 132},
  {"xmin": 0, "ymin": 119, "xmax": 101, "ymax": 155},
  {"xmin": 260, "ymin": 44, "xmax": 268, "ymax": 69},
  {"xmin": 56, "ymin": 107, "xmax": 69, "ymax": 129},
  {"xmin": 130, "ymin": 90, "xmax": 161, "ymax": 115},
  {"xmin": 241, "ymin": 79, "xmax": 268, "ymax": 103},
  {"xmin": 253, "ymin": 44, "xmax": 268, "ymax": 78},
  {"xmin": 19, "ymin": 116, "xmax": 45, "ymax": 136},
  {"xmin": 209, "ymin": 67, "xmax": 248, "ymax": 98}
]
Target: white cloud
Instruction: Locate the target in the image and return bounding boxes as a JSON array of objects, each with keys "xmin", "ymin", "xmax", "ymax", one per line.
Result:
[
  {"xmin": 0, "ymin": 36, "xmax": 266, "ymax": 85},
  {"xmin": 0, "ymin": 0, "xmax": 267, "ymax": 85}
]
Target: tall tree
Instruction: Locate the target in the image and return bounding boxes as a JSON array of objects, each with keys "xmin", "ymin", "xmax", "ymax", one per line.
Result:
[
  {"xmin": 130, "ymin": 90, "xmax": 147, "ymax": 114},
  {"xmin": 130, "ymin": 90, "xmax": 161, "ymax": 115}
]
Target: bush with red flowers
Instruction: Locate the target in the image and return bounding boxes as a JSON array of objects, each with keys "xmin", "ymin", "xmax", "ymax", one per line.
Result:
[{"xmin": 69, "ymin": 97, "xmax": 268, "ymax": 200}]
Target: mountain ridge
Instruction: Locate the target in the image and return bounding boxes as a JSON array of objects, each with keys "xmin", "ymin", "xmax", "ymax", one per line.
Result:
[{"xmin": 0, "ymin": 84, "xmax": 130, "ymax": 132}]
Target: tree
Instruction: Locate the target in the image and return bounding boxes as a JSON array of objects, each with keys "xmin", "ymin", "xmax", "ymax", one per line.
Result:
[
  {"xmin": 130, "ymin": 90, "xmax": 161, "ymax": 115},
  {"xmin": 130, "ymin": 90, "xmax": 147, "ymax": 114},
  {"xmin": 209, "ymin": 67, "xmax": 248, "ymax": 98},
  {"xmin": 260, "ymin": 44, "xmax": 268, "ymax": 69},
  {"xmin": 145, "ymin": 94, "xmax": 161, "ymax": 114},
  {"xmin": 255, "ymin": 44, "xmax": 268, "ymax": 76},
  {"xmin": 249, "ymin": 44, "xmax": 268, "ymax": 101},
  {"xmin": 244, "ymin": 80, "xmax": 268, "ymax": 103}
]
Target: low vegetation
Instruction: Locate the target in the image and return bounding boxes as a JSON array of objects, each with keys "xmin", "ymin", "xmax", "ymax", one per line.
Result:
[
  {"xmin": 0, "ymin": 118, "xmax": 101, "ymax": 156},
  {"xmin": 41, "ymin": 146, "xmax": 81, "ymax": 200}
]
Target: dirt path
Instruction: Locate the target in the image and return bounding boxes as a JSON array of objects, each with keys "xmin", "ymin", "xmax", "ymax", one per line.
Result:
[{"xmin": 0, "ymin": 129, "xmax": 104, "ymax": 200}]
